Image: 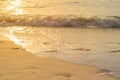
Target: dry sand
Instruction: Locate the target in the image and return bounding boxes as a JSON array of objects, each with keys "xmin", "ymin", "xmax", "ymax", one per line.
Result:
[{"xmin": 0, "ymin": 35, "xmax": 119, "ymax": 80}]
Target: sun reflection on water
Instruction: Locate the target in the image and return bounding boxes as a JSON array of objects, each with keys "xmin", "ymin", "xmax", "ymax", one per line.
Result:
[{"xmin": 6, "ymin": 0, "xmax": 24, "ymax": 15}]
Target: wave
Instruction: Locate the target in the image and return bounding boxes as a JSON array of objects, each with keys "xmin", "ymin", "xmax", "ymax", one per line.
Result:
[{"xmin": 0, "ymin": 15, "xmax": 120, "ymax": 28}]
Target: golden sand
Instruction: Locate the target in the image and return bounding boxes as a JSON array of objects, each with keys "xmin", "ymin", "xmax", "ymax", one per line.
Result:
[{"xmin": 0, "ymin": 35, "xmax": 119, "ymax": 80}]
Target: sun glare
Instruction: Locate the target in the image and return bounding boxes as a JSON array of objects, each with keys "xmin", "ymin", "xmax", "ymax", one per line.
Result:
[
  {"xmin": 12, "ymin": 9, "xmax": 23, "ymax": 15},
  {"xmin": 6, "ymin": 0, "xmax": 24, "ymax": 15}
]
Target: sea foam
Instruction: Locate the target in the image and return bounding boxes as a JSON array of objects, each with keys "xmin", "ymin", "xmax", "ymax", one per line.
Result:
[{"xmin": 0, "ymin": 15, "xmax": 120, "ymax": 28}]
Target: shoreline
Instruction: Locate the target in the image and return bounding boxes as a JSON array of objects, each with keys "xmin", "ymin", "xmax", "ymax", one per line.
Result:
[{"xmin": 0, "ymin": 35, "xmax": 119, "ymax": 80}]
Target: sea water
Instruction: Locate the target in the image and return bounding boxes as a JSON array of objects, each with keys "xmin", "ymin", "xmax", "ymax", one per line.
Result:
[{"xmin": 0, "ymin": 0, "xmax": 120, "ymax": 78}]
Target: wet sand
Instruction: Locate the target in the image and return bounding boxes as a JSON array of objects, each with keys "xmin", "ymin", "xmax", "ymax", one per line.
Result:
[{"xmin": 0, "ymin": 35, "xmax": 119, "ymax": 80}]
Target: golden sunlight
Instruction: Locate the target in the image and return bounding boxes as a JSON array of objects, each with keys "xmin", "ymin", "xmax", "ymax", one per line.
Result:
[{"xmin": 6, "ymin": 0, "xmax": 24, "ymax": 15}]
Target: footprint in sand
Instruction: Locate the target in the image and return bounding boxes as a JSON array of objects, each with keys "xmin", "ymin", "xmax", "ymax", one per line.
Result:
[
  {"xmin": 54, "ymin": 73, "xmax": 74, "ymax": 80},
  {"xmin": 109, "ymin": 50, "xmax": 120, "ymax": 53},
  {"xmin": 43, "ymin": 42, "xmax": 52, "ymax": 44},
  {"xmin": 44, "ymin": 50, "xmax": 58, "ymax": 53},
  {"xmin": 12, "ymin": 48, "xmax": 20, "ymax": 49},
  {"xmin": 71, "ymin": 48, "xmax": 91, "ymax": 51},
  {"xmin": 12, "ymin": 48, "xmax": 25, "ymax": 50}
]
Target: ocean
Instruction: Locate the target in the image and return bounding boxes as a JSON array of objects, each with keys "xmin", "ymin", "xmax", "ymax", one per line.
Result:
[{"xmin": 0, "ymin": 0, "xmax": 120, "ymax": 78}]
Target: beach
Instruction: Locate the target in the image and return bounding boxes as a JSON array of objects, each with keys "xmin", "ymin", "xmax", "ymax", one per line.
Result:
[
  {"xmin": 0, "ymin": 0, "xmax": 120, "ymax": 79},
  {"xmin": 0, "ymin": 35, "xmax": 119, "ymax": 80}
]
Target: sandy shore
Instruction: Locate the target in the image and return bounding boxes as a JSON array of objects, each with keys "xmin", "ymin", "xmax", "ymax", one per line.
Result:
[{"xmin": 0, "ymin": 35, "xmax": 119, "ymax": 80}]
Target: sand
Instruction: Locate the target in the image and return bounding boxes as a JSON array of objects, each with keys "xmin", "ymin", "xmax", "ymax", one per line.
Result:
[{"xmin": 0, "ymin": 35, "xmax": 119, "ymax": 80}]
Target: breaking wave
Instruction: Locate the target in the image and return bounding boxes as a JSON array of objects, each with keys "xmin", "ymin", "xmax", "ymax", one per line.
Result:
[{"xmin": 0, "ymin": 15, "xmax": 120, "ymax": 28}]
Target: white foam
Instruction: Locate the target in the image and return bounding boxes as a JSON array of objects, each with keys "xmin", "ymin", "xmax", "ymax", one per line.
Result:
[{"xmin": 0, "ymin": 15, "xmax": 120, "ymax": 28}]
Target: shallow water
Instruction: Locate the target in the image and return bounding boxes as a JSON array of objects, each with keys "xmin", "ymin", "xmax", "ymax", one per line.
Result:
[{"xmin": 0, "ymin": 26, "xmax": 120, "ymax": 78}]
